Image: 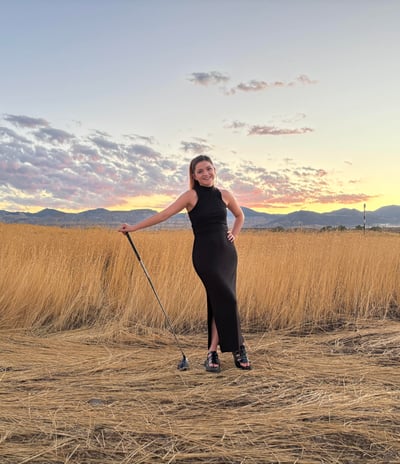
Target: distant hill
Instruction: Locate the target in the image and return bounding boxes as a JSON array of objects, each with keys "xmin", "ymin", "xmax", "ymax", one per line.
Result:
[{"xmin": 1, "ymin": 205, "xmax": 400, "ymax": 229}]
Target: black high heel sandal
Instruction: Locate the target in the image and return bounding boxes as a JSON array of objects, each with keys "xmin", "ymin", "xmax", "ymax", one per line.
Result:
[
  {"xmin": 233, "ymin": 345, "xmax": 252, "ymax": 370},
  {"xmin": 204, "ymin": 351, "xmax": 221, "ymax": 373}
]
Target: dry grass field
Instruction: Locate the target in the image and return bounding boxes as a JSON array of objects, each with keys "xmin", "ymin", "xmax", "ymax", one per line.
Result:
[
  {"xmin": 1, "ymin": 224, "xmax": 399, "ymax": 332},
  {"xmin": 1, "ymin": 224, "xmax": 400, "ymax": 462},
  {"xmin": 1, "ymin": 321, "xmax": 400, "ymax": 463}
]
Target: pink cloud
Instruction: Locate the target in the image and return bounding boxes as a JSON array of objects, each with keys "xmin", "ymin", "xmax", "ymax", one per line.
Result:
[{"xmin": 1, "ymin": 113, "xmax": 374, "ymax": 213}]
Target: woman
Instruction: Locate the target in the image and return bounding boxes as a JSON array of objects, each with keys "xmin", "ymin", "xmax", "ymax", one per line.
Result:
[{"xmin": 118, "ymin": 155, "xmax": 251, "ymax": 372}]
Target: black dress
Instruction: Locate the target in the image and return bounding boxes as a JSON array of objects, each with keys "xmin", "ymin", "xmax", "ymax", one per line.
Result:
[{"xmin": 188, "ymin": 184, "xmax": 244, "ymax": 352}]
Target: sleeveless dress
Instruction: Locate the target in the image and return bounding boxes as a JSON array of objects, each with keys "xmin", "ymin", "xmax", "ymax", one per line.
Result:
[{"xmin": 188, "ymin": 184, "xmax": 244, "ymax": 352}]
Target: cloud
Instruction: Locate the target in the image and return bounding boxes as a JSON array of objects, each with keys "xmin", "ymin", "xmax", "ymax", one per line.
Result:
[
  {"xmin": 225, "ymin": 120, "xmax": 314, "ymax": 136},
  {"xmin": 34, "ymin": 127, "xmax": 75, "ymax": 144},
  {"xmin": 4, "ymin": 114, "xmax": 49, "ymax": 128},
  {"xmin": 0, "ymin": 115, "xmax": 187, "ymax": 211},
  {"xmin": 235, "ymin": 80, "xmax": 271, "ymax": 92},
  {"xmin": 295, "ymin": 74, "xmax": 318, "ymax": 85},
  {"xmin": 127, "ymin": 144, "xmax": 163, "ymax": 161},
  {"xmin": 216, "ymin": 160, "xmax": 373, "ymax": 210},
  {"xmin": 187, "ymin": 71, "xmax": 230, "ymax": 86},
  {"xmin": 0, "ymin": 114, "xmax": 372, "ymax": 213},
  {"xmin": 123, "ymin": 133, "xmax": 156, "ymax": 145},
  {"xmin": 0, "ymin": 126, "xmax": 31, "ymax": 144},
  {"xmin": 89, "ymin": 135, "xmax": 120, "ymax": 151},
  {"xmin": 230, "ymin": 74, "xmax": 317, "ymax": 94},
  {"xmin": 188, "ymin": 71, "xmax": 318, "ymax": 95},
  {"xmin": 224, "ymin": 120, "xmax": 247, "ymax": 130},
  {"xmin": 180, "ymin": 139, "xmax": 212, "ymax": 154},
  {"xmin": 248, "ymin": 125, "xmax": 314, "ymax": 136}
]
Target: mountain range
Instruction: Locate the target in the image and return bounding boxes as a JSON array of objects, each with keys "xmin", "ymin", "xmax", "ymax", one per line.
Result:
[{"xmin": 1, "ymin": 205, "xmax": 400, "ymax": 229}]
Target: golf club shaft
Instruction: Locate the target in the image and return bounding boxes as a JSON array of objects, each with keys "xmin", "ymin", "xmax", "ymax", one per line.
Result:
[{"xmin": 125, "ymin": 232, "xmax": 187, "ymax": 360}]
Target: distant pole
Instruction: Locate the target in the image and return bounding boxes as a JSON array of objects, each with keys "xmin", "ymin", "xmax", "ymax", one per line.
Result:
[{"xmin": 363, "ymin": 203, "xmax": 366, "ymax": 234}]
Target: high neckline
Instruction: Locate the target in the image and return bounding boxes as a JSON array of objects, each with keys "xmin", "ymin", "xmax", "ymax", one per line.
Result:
[{"xmin": 196, "ymin": 184, "xmax": 215, "ymax": 190}]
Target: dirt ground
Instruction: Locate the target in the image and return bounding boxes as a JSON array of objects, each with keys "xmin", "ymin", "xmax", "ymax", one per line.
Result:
[{"xmin": 1, "ymin": 319, "xmax": 400, "ymax": 463}]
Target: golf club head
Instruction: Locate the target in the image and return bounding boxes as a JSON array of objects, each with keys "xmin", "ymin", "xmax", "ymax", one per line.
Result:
[{"xmin": 177, "ymin": 356, "xmax": 189, "ymax": 371}]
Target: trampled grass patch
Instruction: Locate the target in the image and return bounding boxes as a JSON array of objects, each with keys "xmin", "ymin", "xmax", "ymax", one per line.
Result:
[{"xmin": 1, "ymin": 321, "xmax": 400, "ymax": 463}]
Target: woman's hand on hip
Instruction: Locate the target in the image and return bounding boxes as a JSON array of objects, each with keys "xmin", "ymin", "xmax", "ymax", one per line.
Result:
[{"xmin": 227, "ymin": 230, "xmax": 236, "ymax": 242}]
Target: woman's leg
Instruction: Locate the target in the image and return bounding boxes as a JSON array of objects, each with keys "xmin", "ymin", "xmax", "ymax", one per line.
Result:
[
  {"xmin": 205, "ymin": 318, "xmax": 220, "ymax": 371},
  {"xmin": 205, "ymin": 319, "xmax": 220, "ymax": 372},
  {"xmin": 208, "ymin": 318, "xmax": 219, "ymax": 352}
]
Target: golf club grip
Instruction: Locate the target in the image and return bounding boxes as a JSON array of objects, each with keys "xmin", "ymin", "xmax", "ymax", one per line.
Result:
[{"xmin": 125, "ymin": 232, "xmax": 141, "ymax": 261}]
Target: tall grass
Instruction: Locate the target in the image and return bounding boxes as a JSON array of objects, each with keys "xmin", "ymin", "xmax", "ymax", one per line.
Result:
[
  {"xmin": 237, "ymin": 230, "xmax": 400, "ymax": 329},
  {"xmin": 1, "ymin": 224, "xmax": 399, "ymax": 332}
]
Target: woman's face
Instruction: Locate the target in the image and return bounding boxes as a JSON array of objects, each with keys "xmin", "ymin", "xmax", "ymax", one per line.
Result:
[{"xmin": 193, "ymin": 160, "xmax": 216, "ymax": 187}]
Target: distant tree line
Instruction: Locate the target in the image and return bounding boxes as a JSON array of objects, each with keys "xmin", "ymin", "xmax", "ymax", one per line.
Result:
[{"xmin": 264, "ymin": 225, "xmax": 387, "ymax": 233}]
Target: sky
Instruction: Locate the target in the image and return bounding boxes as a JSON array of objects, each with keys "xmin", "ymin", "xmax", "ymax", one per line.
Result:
[{"xmin": 1, "ymin": 0, "xmax": 399, "ymax": 214}]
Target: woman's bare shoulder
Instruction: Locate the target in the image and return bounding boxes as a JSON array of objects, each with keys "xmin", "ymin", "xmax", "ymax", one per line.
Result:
[
  {"xmin": 185, "ymin": 188, "xmax": 198, "ymax": 209},
  {"xmin": 219, "ymin": 188, "xmax": 235, "ymax": 203},
  {"xmin": 179, "ymin": 188, "xmax": 197, "ymax": 201}
]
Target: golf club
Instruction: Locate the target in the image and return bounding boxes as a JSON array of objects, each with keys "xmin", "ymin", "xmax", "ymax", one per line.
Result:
[{"xmin": 124, "ymin": 232, "xmax": 189, "ymax": 371}]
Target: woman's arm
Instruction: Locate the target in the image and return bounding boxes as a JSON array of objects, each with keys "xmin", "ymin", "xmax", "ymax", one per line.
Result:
[
  {"xmin": 221, "ymin": 189, "xmax": 245, "ymax": 241},
  {"xmin": 118, "ymin": 189, "xmax": 195, "ymax": 233}
]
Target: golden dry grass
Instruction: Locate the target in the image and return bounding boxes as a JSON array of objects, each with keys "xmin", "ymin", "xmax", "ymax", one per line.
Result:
[
  {"xmin": 1, "ymin": 224, "xmax": 399, "ymax": 333},
  {"xmin": 1, "ymin": 224, "xmax": 400, "ymax": 462},
  {"xmin": 1, "ymin": 320, "xmax": 400, "ymax": 463}
]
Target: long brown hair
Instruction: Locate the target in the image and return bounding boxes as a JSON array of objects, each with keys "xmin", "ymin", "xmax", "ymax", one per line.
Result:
[{"xmin": 189, "ymin": 155, "xmax": 214, "ymax": 189}]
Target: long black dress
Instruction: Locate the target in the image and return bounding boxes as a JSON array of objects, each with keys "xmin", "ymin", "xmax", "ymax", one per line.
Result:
[{"xmin": 188, "ymin": 184, "xmax": 244, "ymax": 352}]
